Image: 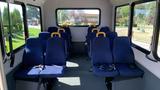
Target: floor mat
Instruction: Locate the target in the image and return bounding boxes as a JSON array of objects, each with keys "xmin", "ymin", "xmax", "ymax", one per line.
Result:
[{"xmin": 52, "ymin": 55, "xmax": 107, "ymax": 90}]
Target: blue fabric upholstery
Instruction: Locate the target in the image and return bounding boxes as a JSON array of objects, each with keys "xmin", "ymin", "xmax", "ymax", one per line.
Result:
[
  {"xmin": 100, "ymin": 26, "xmax": 110, "ymax": 33},
  {"xmin": 45, "ymin": 37, "xmax": 66, "ymax": 66},
  {"xmin": 93, "ymin": 65, "xmax": 119, "ymax": 77},
  {"xmin": 107, "ymin": 32, "xmax": 117, "ymax": 49},
  {"xmin": 60, "ymin": 32, "xmax": 70, "ymax": 57},
  {"xmin": 62, "ymin": 27, "xmax": 72, "ymax": 44},
  {"xmin": 87, "ymin": 32, "xmax": 97, "ymax": 57},
  {"xmin": 21, "ymin": 38, "xmax": 43, "ymax": 67},
  {"xmin": 39, "ymin": 32, "xmax": 51, "ymax": 52},
  {"xmin": 63, "ymin": 27, "xmax": 71, "ymax": 37},
  {"xmin": 87, "ymin": 26, "xmax": 95, "ymax": 37},
  {"xmin": 14, "ymin": 67, "xmax": 40, "ymax": 80},
  {"xmin": 113, "ymin": 37, "xmax": 134, "ymax": 63},
  {"xmin": 91, "ymin": 37, "xmax": 113, "ymax": 64},
  {"xmin": 15, "ymin": 38, "xmax": 43, "ymax": 80},
  {"xmin": 48, "ymin": 27, "xmax": 58, "ymax": 33},
  {"xmin": 113, "ymin": 37, "xmax": 144, "ymax": 77},
  {"xmin": 116, "ymin": 64, "xmax": 144, "ymax": 77},
  {"xmin": 99, "ymin": 26, "xmax": 117, "ymax": 49},
  {"xmin": 62, "ymin": 27, "xmax": 72, "ymax": 51},
  {"xmin": 91, "ymin": 37, "xmax": 119, "ymax": 77}
]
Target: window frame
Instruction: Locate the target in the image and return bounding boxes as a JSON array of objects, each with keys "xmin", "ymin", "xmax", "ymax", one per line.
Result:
[
  {"xmin": 9, "ymin": 1, "xmax": 26, "ymax": 54},
  {"xmin": 55, "ymin": 8, "xmax": 101, "ymax": 27},
  {"xmin": 114, "ymin": 4, "xmax": 130, "ymax": 36},
  {"xmin": 0, "ymin": 1, "xmax": 26, "ymax": 59},
  {"xmin": 152, "ymin": 0, "xmax": 160, "ymax": 60},
  {"xmin": 130, "ymin": 0, "xmax": 156, "ymax": 54}
]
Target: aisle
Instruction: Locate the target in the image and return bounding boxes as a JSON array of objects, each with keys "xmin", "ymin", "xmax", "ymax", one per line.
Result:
[{"xmin": 52, "ymin": 56, "xmax": 107, "ymax": 90}]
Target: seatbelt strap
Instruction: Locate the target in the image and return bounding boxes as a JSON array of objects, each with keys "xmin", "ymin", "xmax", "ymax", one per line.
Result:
[{"xmin": 10, "ymin": 52, "xmax": 15, "ymax": 67}]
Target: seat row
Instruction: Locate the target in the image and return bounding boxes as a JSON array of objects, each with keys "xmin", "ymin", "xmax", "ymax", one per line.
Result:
[
  {"xmin": 90, "ymin": 33, "xmax": 144, "ymax": 90},
  {"xmin": 47, "ymin": 26, "xmax": 72, "ymax": 53},
  {"xmin": 15, "ymin": 26, "xmax": 71, "ymax": 80},
  {"xmin": 86, "ymin": 26, "xmax": 117, "ymax": 58},
  {"xmin": 14, "ymin": 32, "xmax": 67, "ymax": 89}
]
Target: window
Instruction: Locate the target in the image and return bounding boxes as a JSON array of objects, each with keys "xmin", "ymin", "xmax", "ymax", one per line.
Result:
[
  {"xmin": 9, "ymin": 3, "xmax": 25, "ymax": 50},
  {"xmin": 115, "ymin": 5, "xmax": 129, "ymax": 36},
  {"xmin": 56, "ymin": 8, "xmax": 100, "ymax": 26},
  {"xmin": 0, "ymin": 2, "xmax": 25, "ymax": 53},
  {"xmin": 27, "ymin": 5, "xmax": 42, "ymax": 37},
  {"xmin": 157, "ymin": 33, "xmax": 160, "ymax": 57},
  {"xmin": 132, "ymin": 1, "xmax": 156, "ymax": 50},
  {"xmin": 0, "ymin": 2, "xmax": 10, "ymax": 53}
]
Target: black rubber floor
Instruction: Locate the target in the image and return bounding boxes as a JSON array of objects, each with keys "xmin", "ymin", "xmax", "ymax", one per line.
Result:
[{"xmin": 52, "ymin": 55, "xmax": 107, "ymax": 90}]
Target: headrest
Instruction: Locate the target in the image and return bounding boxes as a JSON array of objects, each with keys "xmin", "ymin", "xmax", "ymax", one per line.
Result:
[
  {"xmin": 96, "ymin": 32, "xmax": 106, "ymax": 37},
  {"xmin": 26, "ymin": 38, "xmax": 40, "ymax": 47},
  {"xmin": 48, "ymin": 27, "xmax": 58, "ymax": 33},
  {"xmin": 92, "ymin": 28, "xmax": 100, "ymax": 33},
  {"xmin": 58, "ymin": 28, "xmax": 65, "ymax": 33},
  {"xmin": 100, "ymin": 26, "xmax": 110, "ymax": 33},
  {"xmin": 39, "ymin": 32, "xmax": 50, "ymax": 39},
  {"xmin": 51, "ymin": 32, "xmax": 61, "ymax": 38}
]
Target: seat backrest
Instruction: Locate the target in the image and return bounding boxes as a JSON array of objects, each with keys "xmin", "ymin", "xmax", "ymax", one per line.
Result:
[
  {"xmin": 91, "ymin": 37, "xmax": 113, "ymax": 65},
  {"xmin": 48, "ymin": 27, "xmax": 58, "ymax": 33},
  {"xmin": 87, "ymin": 25, "xmax": 97, "ymax": 36},
  {"xmin": 22, "ymin": 38, "xmax": 43, "ymax": 68},
  {"xmin": 107, "ymin": 32, "xmax": 118, "ymax": 49},
  {"xmin": 45, "ymin": 37, "xmax": 66, "ymax": 66},
  {"xmin": 63, "ymin": 27, "xmax": 72, "ymax": 38},
  {"xmin": 113, "ymin": 37, "xmax": 135, "ymax": 64},
  {"xmin": 39, "ymin": 32, "xmax": 51, "ymax": 51},
  {"xmin": 100, "ymin": 26, "xmax": 110, "ymax": 33},
  {"xmin": 86, "ymin": 28, "xmax": 99, "ymax": 42}
]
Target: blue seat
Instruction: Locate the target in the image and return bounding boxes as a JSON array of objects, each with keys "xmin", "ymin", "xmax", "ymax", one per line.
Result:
[
  {"xmin": 86, "ymin": 26, "xmax": 97, "ymax": 37},
  {"xmin": 100, "ymin": 26, "xmax": 117, "ymax": 49},
  {"xmin": 14, "ymin": 38, "xmax": 43, "ymax": 80},
  {"xmin": 86, "ymin": 28, "xmax": 99, "ymax": 58},
  {"xmin": 58, "ymin": 28, "xmax": 71, "ymax": 58},
  {"xmin": 91, "ymin": 32, "xmax": 119, "ymax": 77},
  {"xmin": 48, "ymin": 27, "xmax": 58, "ymax": 33},
  {"xmin": 62, "ymin": 27, "xmax": 72, "ymax": 53},
  {"xmin": 107, "ymin": 32, "xmax": 117, "ymax": 50},
  {"xmin": 39, "ymin": 34, "xmax": 66, "ymax": 78},
  {"xmin": 113, "ymin": 37, "xmax": 144, "ymax": 77},
  {"xmin": 39, "ymin": 32, "xmax": 51, "ymax": 52},
  {"xmin": 87, "ymin": 32, "xmax": 97, "ymax": 57},
  {"xmin": 45, "ymin": 34, "xmax": 66, "ymax": 66},
  {"xmin": 63, "ymin": 27, "xmax": 72, "ymax": 39},
  {"xmin": 100, "ymin": 26, "xmax": 110, "ymax": 33}
]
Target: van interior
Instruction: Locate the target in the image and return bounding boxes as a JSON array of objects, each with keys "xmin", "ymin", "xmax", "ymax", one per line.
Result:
[{"xmin": 0, "ymin": 0, "xmax": 160, "ymax": 90}]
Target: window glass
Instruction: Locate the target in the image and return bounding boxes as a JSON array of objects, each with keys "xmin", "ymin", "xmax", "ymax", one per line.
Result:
[
  {"xmin": 115, "ymin": 5, "xmax": 129, "ymax": 36},
  {"xmin": 27, "ymin": 5, "xmax": 41, "ymax": 37},
  {"xmin": 56, "ymin": 9, "xmax": 100, "ymax": 26},
  {"xmin": 0, "ymin": 2, "xmax": 10, "ymax": 53},
  {"xmin": 132, "ymin": 1, "xmax": 156, "ymax": 50},
  {"xmin": 157, "ymin": 33, "xmax": 160, "ymax": 57},
  {"xmin": 9, "ymin": 4, "xmax": 25, "ymax": 50}
]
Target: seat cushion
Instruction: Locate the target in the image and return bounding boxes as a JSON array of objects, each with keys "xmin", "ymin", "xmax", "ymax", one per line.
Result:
[
  {"xmin": 14, "ymin": 67, "xmax": 40, "ymax": 81},
  {"xmin": 92, "ymin": 65, "xmax": 119, "ymax": 77},
  {"xmin": 39, "ymin": 65, "xmax": 64, "ymax": 78},
  {"xmin": 116, "ymin": 64, "xmax": 144, "ymax": 77}
]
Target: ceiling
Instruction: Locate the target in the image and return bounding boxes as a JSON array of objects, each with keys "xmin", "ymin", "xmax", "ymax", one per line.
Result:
[
  {"xmin": 110, "ymin": 0, "xmax": 139, "ymax": 5},
  {"xmin": 14, "ymin": 0, "xmax": 140, "ymax": 6}
]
